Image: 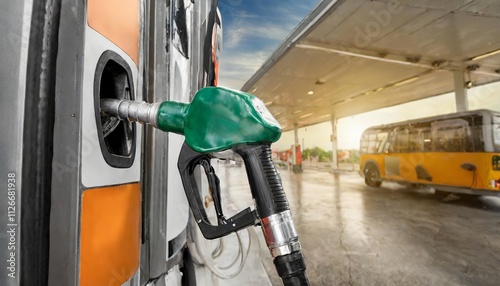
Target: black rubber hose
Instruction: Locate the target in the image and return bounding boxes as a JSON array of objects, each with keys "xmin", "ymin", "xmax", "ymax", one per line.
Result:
[{"xmin": 274, "ymin": 251, "xmax": 309, "ymax": 285}]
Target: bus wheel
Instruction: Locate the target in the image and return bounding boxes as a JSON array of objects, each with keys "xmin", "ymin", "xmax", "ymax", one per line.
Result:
[{"xmin": 365, "ymin": 166, "xmax": 382, "ymax": 187}]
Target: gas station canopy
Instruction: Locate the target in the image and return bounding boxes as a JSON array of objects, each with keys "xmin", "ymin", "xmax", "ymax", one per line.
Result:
[{"xmin": 241, "ymin": 0, "xmax": 500, "ymax": 131}]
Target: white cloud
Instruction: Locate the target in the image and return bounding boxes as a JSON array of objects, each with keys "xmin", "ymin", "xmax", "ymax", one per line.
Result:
[
  {"xmin": 224, "ymin": 27, "xmax": 244, "ymax": 49},
  {"xmin": 231, "ymin": 10, "xmax": 259, "ymax": 19},
  {"xmin": 219, "ymin": 50, "xmax": 270, "ymax": 89},
  {"xmin": 273, "ymin": 4, "xmax": 312, "ymax": 23},
  {"xmin": 218, "ymin": 77, "xmax": 246, "ymax": 90},
  {"xmin": 224, "ymin": 20, "xmax": 295, "ymax": 49},
  {"xmin": 223, "ymin": 3, "xmax": 304, "ymax": 49}
]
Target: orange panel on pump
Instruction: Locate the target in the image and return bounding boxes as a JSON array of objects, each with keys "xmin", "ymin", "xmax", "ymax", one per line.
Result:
[
  {"xmin": 87, "ymin": 0, "xmax": 139, "ymax": 64},
  {"xmin": 80, "ymin": 183, "xmax": 141, "ymax": 286}
]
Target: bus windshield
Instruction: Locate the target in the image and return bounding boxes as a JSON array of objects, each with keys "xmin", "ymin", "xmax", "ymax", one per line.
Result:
[{"xmin": 494, "ymin": 116, "xmax": 500, "ymax": 152}]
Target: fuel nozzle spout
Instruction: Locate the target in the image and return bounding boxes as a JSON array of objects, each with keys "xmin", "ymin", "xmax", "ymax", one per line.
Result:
[
  {"xmin": 100, "ymin": 98, "xmax": 162, "ymax": 128},
  {"xmin": 100, "ymin": 98, "xmax": 188, "ymax": 134}
]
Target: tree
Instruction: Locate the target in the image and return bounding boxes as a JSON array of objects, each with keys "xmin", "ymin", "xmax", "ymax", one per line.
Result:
[
  {"xmin": 302, "ymin": 148, "xmax": 311, "ymax": 159},
  {"xmin": 302, "ymin": 147, "xmax": 332, "ymax": 162}
]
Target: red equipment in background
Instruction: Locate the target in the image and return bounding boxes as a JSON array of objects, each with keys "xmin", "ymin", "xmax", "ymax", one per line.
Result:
[{"xmin": 292, "ymin": 145, "xmax": 303, "ymax": 173}]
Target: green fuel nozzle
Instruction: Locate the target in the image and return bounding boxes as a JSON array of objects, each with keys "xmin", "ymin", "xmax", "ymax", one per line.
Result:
[
  {"xmin": 100, "ymin": 86, "xmax": 282, "ymax": 152},
  {"xmin": 101, "ymin": 86, "xmax": 309, "ymax": 285}
]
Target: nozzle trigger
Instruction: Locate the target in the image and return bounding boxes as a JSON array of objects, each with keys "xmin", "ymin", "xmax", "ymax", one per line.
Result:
[{"xmin": 178, "ymin": 142, "xmax": 259, "ymax": 239}]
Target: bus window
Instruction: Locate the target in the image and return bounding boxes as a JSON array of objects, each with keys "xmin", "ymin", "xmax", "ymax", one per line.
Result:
[
  {"xmin": 494, "ymin": 116, "xmax": 500, "ymax": 152},
  {"xmin": 377, "ymin": 132, "xmax": 388, "ymax": 153},
  {"xmin": 360, "ymin": 133, "xmax": 369, "ymax": 154},
  {"xmin": 471, "ymin": 125, "xmax": 484, "ymax": 152},
  {"xmin": 368, "ymin": 133, "xmax": 377, "ymax": 153},
  {"xmin": 431, "ymin": 119, "xmax": 469, "ymax": 152},
  {"xmin": 421, "ymin": 128, "xmax": 432, "ymax": 152},
  {"xmin": 434, "ymin": 126, "xmax": 467, "ymax": 152},
  {"xmin": 408, "ymin": 129, "xmax": 423, "ymax": 152},
  {"xmin": 387, "ymin": 130, "xmax": 396, "ymax": 153},
  {"xmin": 382, "ymin": 135, "xmax": 391, "ymax": 153},
  {"xmin": 361, "ymin": 131, "xmax": 388, "ymax": 154},
  {"xmin": 394, "ymin": 128, "xmax": 409, "ymax": 153}
]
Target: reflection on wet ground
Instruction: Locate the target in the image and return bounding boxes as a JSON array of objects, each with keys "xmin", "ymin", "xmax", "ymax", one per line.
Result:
[{"xmin": 217, "ymin": 162, "xmax": 500, "ymax": 286}]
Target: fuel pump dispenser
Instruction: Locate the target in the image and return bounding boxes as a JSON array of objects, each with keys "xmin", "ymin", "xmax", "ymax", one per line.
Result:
[{"xmin": 101, "ymin": 86, "xmax": 309, "ymax": 285}]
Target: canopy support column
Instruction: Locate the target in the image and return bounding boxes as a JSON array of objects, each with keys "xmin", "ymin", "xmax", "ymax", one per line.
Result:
[
  {"xmin": 331, "ymin": 116, "xmax": 338, "ymax": 170},
  {"xmin": 292, "ymin": 124, "xmax": 298, "ymax": 165},
  {"xmin": 291, "ymin": 124, "xmax": 302, "ymax": 173},
  {"xmin": 454, "ymin": 70, "xmax": 469, "ymax": 112}
]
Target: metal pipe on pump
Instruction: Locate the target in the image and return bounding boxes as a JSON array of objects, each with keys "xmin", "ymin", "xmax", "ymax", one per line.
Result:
[{"xmin": 101, "ymin": 86, "xmax": 310, "ymax": 285}]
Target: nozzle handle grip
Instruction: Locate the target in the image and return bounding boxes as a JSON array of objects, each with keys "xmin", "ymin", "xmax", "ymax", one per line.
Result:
[{"xmin": 233, "ymin": 144, "xmax": 289, "ymax": 218}]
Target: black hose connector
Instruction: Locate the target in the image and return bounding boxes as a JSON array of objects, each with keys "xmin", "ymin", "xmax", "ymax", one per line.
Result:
[{"xmin": 274, "ymin": 251, "xmax": 309, "ymax": 285}]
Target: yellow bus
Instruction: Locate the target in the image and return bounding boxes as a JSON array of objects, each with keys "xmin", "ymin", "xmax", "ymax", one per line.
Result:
[{"xmin": 360, "ymin": 109, "xmax": 500, "ymax": 197}]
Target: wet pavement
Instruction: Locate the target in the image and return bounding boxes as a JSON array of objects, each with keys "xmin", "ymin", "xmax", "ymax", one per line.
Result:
[{"xmin": 217, "ymin": 162, "xmax": 500, "ymax": 286}]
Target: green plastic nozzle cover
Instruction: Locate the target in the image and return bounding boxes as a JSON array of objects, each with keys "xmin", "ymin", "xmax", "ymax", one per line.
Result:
[{"xmin": 157, "ymin": 86, "xmax": 282, "ymax": 153}]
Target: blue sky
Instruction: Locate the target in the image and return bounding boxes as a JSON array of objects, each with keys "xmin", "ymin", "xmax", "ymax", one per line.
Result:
[{"xmin": 218, "ymin": 0, "xmax": 321, "ymax": 89}]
